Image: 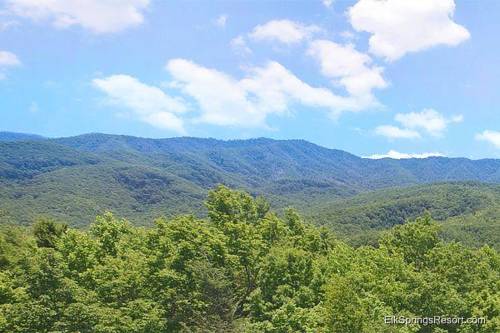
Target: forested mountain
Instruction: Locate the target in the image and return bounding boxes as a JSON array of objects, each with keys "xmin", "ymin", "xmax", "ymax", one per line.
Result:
[
  {"xmin": 1, "ymin": 132, "xmax": 499, "ymax": 229},
  {"xmin": 0, "ymin": 131, "xmax": 45, "ymax": 142},
  {"xmin": 303, "ymin": 182, "xmax": 500, "ymax": 249},
  {"xmin": 52, "ymin": 133, "xmax": 500, "ymax": 189}
]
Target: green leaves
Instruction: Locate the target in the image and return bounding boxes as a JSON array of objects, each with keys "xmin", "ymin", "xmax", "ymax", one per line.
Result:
[
  {"xmin": 32, "ymin": 218, "xmax": 68, "ymax": 248},
  {"xmin": 90, "ymin": 212, "xmax": 132, "ymax": 257},
  {"xmin": 206, "ymin": 185, "xmax": 268, "ymax": 226},
  {"xmin": 380, "ymin": 214, "xmax": 440, "ymax": 267},
  {"xmin": 0, "ymin": 187, "xmax": 498, "ymax": 332}
]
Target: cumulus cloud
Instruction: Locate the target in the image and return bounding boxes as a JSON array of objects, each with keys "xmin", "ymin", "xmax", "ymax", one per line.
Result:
[
  {"xmin": 307, "ymin": 40, "xmax": 387, "ymax": 98},
  {"xmin": 92, "ymin": 75, "xmax": 187, "ymax": 133},
  {"xmin": 366, "ymin": 150, "xmax": 445, "ymax": 159},
  {"xmin": 348, "ymin": 0, "xmax": 470, "ymax": 61},
  {"xmin": 375, "ymin": 125, "xmax": 421, "ymax": 139},
  {"xmin": 249, "ymin": 19, "xmax": 320, "ymax": 44},
  {"xmin": 6, "ymin": 0, "xmax": 150, "ymax": 34},
  {"xmin": 165, "ymin": 58, "xmax": 361, "ymax": 127},
  {"xmin": 476, "ymin": 130, "xmax": 500, "ymax": 149},
  {"xmin": 166, "ymin": 59, "xmax": 261, "ymax": 127},
  {"xmin": 376, "ymin": 109, "xmax": 462, "ymax": 139},
  {"xmin": 240, "ymin": 61, "xmax": 358, "ymax": 117},
  {"xmin": 395, "ymin": 109, "xmax": 462, "ymax": 137}
]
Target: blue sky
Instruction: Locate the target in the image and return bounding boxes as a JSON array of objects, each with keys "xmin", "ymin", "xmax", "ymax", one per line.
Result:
[{"xmin": 0, "ymin": 0, "xmax": 499, "ymax": 159}]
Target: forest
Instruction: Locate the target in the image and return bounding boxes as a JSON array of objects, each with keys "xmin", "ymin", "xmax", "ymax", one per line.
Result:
[
  {"xmin": 1, "ymin": 134, "xmax": 499, "ymax": 236},
  {"xmin": 1, "ymin": 186, "xmax": 498, "ymax": 333}
]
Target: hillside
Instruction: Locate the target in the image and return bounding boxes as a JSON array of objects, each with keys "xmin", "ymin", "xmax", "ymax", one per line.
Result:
[
  {"xmin": 0, "ymin": 131, "xmax": 45, "ymax": 142},
  {"xmin": 303, "ymin": 182, "xmax": 500, "ymax": 249},
  {"xmin": 0, "ymin": 133, "xmax": 499, "ymax": 233},
  {"xmin": 52, "ymin": 133, "xmax": 500, "ymax": 188}
]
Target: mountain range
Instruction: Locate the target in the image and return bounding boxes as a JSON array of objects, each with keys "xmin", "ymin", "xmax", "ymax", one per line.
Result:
[{"xmin": 1, "ymin": 131, "xmax": 499, "ymax": 247}]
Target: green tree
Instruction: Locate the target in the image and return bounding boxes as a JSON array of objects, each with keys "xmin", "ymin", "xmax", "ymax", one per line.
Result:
[{"xmin": 32, "ymin": 218, "xmax": 67, "ymax": 248}]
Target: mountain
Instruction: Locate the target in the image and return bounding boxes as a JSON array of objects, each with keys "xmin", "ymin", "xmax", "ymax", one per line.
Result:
[
  {"xmin": 51, "ymin": 133, "xmax": 500, "ymax": 186},
  {"xmin": 302, "ymin": 182, "xmax": 500, "ymax": 249},
  {"xmin": 0, "ymin": 132, "xmax": 499, "ymax": 230},
  {"xmin": 0, "ymin": 131, "xmax": 45, "ymax": 142}
]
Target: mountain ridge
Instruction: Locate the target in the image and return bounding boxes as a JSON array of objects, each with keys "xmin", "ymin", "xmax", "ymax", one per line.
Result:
[
  {"xmin": 0, "ymin": 131, "xmax": 500, "ymax": 161},
  {"xmin": 1, "ymin": 131, "xmax": 499, "ymax": 227},
  {"xmin": 3, "ymin": 130, "xmax": 497, "ymax": 161}
]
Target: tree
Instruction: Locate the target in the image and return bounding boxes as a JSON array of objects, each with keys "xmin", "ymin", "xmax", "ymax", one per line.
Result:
[
  {"xmin": 32, "ymin": 218, "xmax": 67, "ymax": 248},
  {"xmin": 380, "ymin": 214, "xmax": 440, "ymax": 268}
]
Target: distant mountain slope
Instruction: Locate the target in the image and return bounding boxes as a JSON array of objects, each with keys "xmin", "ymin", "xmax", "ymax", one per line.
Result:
[
  {"xmin": 302, "ymin": 182, "xmax": 500, "ymax": 249},
  {"xmin": 0, "ymin": 131, "xmax": 45, "ymax": 142},
  {"xmin": 52, "ymin": 133, "xmax": 500, "ymax": 186},
  {"xmin": 0, "ymin": 132, "xmax": 499, "ymax": 228},
  {"xmin": 52, "ymin": 134, "xmax": 367, "ymax": 191},
  {"xmin": 0, "ymin": 141, "xmax": 101, "ymax": 180}
]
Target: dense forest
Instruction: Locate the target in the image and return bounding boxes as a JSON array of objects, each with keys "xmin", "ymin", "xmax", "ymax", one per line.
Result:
[
  {"xmin": 302, "ymin": 182, "xmax": 500, "ymax": 249},
  {"xmin": 1, "ymin": 186, "xmax": 498, "ymax": 332},
  {"xmin": 1, "ymin": 132, "xmax": 500, "ymax": 227},
  {"xmin": 1, "ymin": 133, "xmax": 500, "ymax": 254}
]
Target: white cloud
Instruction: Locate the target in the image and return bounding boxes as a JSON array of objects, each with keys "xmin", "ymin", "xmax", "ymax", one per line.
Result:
[
  {"xmin": 375, "ymin": 125, "xmax": 421, "ymax": 139},
  {"xmin": 6, "ymin": 0, "xmax": 150, "ymax": 34},
  {"xmin": 92, "ymin": 75, "xmax": 187, "ymax": 133},
  {"xmin": 322, "ymin": 0, "xmax": 334, "ymax": 8},
  {"xmin": 476, "ymin": 130, "xmax": 500, "ymax": 149},
  {"xmin": 0, "ymin": 50, "xmax": 20, "ymax": 79},
  {"xmin": 214, "ymin": 14, "xmax": 227, "ymax": 28},
  {"xmin": 165, "ymin": 58, "xmax": 360, "ymax": 127},
  {"xmin": 395, "ymin": 109, "xmax": 462, "ymax": 137},
  {"xmin": 0, "ymin": 50, "xmax": 21, "ymax": 66},
  {"xmin": 240, "ymin": 61, "xmax": 357, "ymax": 117},
  {"xmin": 230, "ymin": 35, "xmax": 252, "ymax": 55},
  {"xmin": 308, "ymin": 40, "xmax": 387, "ymax": 97},
  {"xmin": 166, "ymin": 59, "xmax": 261, "ymax": 127},
  {"xmin": 348, "ymin": 0, "xmax": 470, "ymax": 61},
  {"xmin": 366, "ymin": 150, "xmax": 445, "ymax": 159},
  {"xmin": 249, "ymin": 19, "xmax": 320, "ymax": 44}
]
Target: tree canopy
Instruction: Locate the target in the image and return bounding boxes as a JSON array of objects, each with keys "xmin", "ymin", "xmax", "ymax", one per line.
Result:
[{"xmin": 0, "ymin": 186, "xmax": 498, "ymax": 332}]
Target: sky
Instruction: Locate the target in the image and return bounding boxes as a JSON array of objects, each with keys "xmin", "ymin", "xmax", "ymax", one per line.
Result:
[{"xmin": 0, "ymin": 0, "xmax": 499, "ymax": 159}]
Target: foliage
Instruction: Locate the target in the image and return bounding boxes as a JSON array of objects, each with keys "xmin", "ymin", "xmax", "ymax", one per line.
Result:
[
  {"xmin": 32, "ymin": 218, "xmax": 68, "ymax": 248},
  {"xmin": 304, "ymin": 182, "xmax": 500, "ymax": 249},
  {"xmin": 0, "ymin": 186, "xmax": 498, "ymax": 332}
]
